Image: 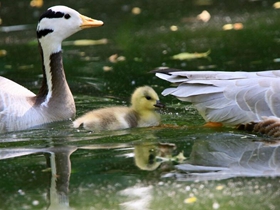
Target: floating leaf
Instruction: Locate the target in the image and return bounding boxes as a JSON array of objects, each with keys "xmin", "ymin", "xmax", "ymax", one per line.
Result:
[
  {"xmin": 18, "ymin": 64, "xmax": 34, "ymax": 70},
  {"xmin": 103, "ymin": 66, "xmax": 113, "ymax": 72},
  {"xmin": 198, "ymin": 64, "xmax": 217, "ymax": 70},
  {"xmin": 273, "ymin": 2, "xmax": 280, "ymax": 9},
  {"xmin": 273, "ymin": 58, "xmax": 280, "ymax": 63},
  {"xmin": 170, "ymin": 25, "xmax": 178, "ymax": 31},
  {"xmin": 223, "ymin": 23, "xmax": 243, "ymax": 30},
  {"xmin": 132, "ymin": 7, "xmax": 141, "ymax": 15},
  {"xmin": 0, "ymin": 49, "xmax": 7, "ymax": 57},
  {"xmin": 109, "ymin": 54, "xmax": 126, "ymax": 63},
  {"xmin": 171, "ymin": 49, "xmax": 211, "ymax": 60},
  {"xmin": 63, "ymin": 39, "xmax": 108, "ymax": 46},
  {"xmin": 216, "ymin": 185, "xmax": 224, "ymax": 190},
  {"xmin": 30, "ymin": 0, "xmax": 43, "ymax": 8},
  {"xmin": 197, "ymin": 10, "xmax": 211, "ymax": 22},
  {"xmin": 0, "ymin": 24, "xmax": 33, "ymax": 32},
  {"xmin": 184, "ymin": 196, "xmax": 197, "ymax": 204},
  {"xmin": 194, "ymin": 0, "xmax": 213, "ymax": 6}
]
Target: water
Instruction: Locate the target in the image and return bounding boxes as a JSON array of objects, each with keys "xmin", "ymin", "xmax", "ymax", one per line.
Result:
[{"xmin": 1, "ymin": 0, "xmax": 280, "ymax": 209}]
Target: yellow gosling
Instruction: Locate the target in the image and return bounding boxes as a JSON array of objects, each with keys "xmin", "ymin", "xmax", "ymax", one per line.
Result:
[{"xmin": 73, "ymin": 86, "xmax": 164, "ymax": 131}]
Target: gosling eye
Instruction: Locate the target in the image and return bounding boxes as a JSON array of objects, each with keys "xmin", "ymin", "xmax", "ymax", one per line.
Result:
[
  {"xmin": 145, "ymin": 96, "xmax": 152, "ymax": 100},
  {"xmin": 64, "ymin": 14, "xmax": 71, "ymax": 19},
  {"xmin": 148, "ymin": 154, "xmax": 155, "ymax": 164}
]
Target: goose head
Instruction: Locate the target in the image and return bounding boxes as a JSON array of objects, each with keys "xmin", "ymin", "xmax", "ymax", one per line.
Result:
[
  {"xmin": 131, "ymin": 86, "xmax": 165, "ymax": 113},
  {"xmin": 34, "ymin": 6, "xmax": 104, "ymax": 112},
  {"xmin": 37, "ymin": 5, "xmax": 103, "ymax": 52}
]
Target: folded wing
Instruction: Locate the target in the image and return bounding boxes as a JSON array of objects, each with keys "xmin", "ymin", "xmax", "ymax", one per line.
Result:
[{"xmin": 156, "ymin": 70, "xmax": 280, "ymax": 125}]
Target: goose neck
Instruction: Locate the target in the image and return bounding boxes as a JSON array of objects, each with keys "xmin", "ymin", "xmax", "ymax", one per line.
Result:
[{"xmin": 36, "ymin": 40, "xmax": 74, "ymax": 112}]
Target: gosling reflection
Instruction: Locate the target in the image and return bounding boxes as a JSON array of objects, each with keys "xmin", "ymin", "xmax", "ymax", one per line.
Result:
[
  {"xmin": 134, "ymin": 142, "xmax": 181, "ymax": 171},
  {"xmin": 80, "ymin": 141, "xmax": 183, "ymax": 171}
]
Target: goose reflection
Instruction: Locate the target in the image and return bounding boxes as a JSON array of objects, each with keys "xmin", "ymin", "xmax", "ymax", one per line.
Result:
[
  {"xmin": 166, "ymin": 134, "xmax": 280, "ymax": 181},
  {"xmin": 45, "ymin": 146, "xmax": 77, "ymax": 210},
  {"xmin": 0, "ymin": 145, "xmax": 76, "ymax": 210}
]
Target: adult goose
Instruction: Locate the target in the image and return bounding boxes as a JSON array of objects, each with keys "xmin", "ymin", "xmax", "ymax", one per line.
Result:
[
  {"xmin": 154, "ymin": 68, "xmax": 280, "ymax": 135},
  {"xmin": 0, "ymin": 6, "xmax": 103, "ymax": 133}
]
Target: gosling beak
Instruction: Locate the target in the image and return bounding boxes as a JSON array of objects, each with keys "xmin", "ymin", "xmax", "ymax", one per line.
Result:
[
  {"xmin": 154, "ymin": 100, "xmax": 165, "ymax": 108},
  {"xmin": 80, "ymin": 15, "xmax": 104, "ymax": 29}
]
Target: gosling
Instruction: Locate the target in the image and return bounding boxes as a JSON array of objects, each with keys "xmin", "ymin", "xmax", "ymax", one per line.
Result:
[{"xmin": 73, "ymin": 86, "xmax": 164, "ymax": 131}]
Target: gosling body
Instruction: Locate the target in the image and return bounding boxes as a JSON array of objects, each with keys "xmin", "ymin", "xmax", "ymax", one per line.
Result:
[{"xmin": 73, "ymin": 86, "xmax": 164, "ymax": 131}]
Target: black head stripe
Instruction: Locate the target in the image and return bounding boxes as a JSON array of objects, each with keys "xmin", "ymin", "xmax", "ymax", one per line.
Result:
[
  {"xmin": 37, "ymin": 29, "xmax": 54, "ymax": 38},
  {"xmin": 39, "ymin": 9, "xmax": 64, "ymax": 22}
]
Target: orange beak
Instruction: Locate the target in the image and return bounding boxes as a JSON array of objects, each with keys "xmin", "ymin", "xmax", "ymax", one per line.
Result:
[{"xmin": 80, "ymin": 14, "xmax": 104, "ymax": 29}]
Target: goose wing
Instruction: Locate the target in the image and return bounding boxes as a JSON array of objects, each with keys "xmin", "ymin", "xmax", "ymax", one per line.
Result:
[
  {"xmin": 0, "ymin": 76, "xmax": 35, "ymax": 96},
  {"xmin": 156, "ymin": 70, "xmax": 280, "ymax": 125},
  {"xmin": 0, "ymin": 76, "xmax": 36, "ymax": 132}
]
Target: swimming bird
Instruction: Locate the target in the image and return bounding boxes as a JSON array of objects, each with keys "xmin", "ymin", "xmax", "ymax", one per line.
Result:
[
  {"xmin": 154, "ymin": 68, "xmax": 280, "ymax": 127},
  {"xmin": 73, "ymin": 86, "xmax": 164, "ymax": 131},
  {"xmin": 0, "ymin": 6, "xmax": 103, "ymax": 133}
]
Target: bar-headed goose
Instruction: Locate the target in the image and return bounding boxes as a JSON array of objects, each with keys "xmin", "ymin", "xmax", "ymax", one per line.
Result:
[
  {"xmin": 73, "ymin": 86, "xmax": 165, "ymax": 131},
  {"xmin": 154, "ymin": 68, "xmax": 280, "ymax": 127},
  {"xmin": 0, "ymin": 6, "xmax": 103, "ymax": 133}
]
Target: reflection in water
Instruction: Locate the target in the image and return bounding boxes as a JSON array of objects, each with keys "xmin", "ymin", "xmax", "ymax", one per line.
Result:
[
  {"xmin": 1, "ymin": 136, "xmax": 280, "ymax": 209},
  {"xmin": 45, "ymin": 146, "xmax": 77, "ymax": 210},
  {"xmin": 134, "ymin": 142, "xmax": 176, "ymax": 171},
  {"xmin": 0, "ymin": 141, "xmax": 177, "ymax": 209},
  {"xmin": 0, "ymin": 145, "xmax": 77, "ymax": 210},
  {"xmin": 79, "ymin": 140, "xmax": 181, "ymax": 171},
  {"xmin": 0, "ymin": 24, "xmax": 34, "ymax": 32},
  {"xmin": 120, "ymin": 185, "xmax": 153, "ymax": 210},
  {"xmin": 168, "ymin": 134, "xmax": 280, "ymax": 181}
]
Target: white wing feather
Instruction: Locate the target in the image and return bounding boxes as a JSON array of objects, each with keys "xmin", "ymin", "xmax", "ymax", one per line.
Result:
[
  {"xmin": 156, "ymin": 70, "xmax": 280, "ymax": 125},
  {"xmin": 0, "ymin": 77, "xmax": 36, "ymax": 131},
  {"xmin": 0, "ymin": 76, "xmax": 35, "ymax": 96}
]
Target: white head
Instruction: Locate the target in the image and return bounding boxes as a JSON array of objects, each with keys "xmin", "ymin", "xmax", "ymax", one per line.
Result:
[
  {"xmin": 36, "ymin": 6, "xmax": 103, "ymax": 107},
  {"xmin": 37, "ymin": 5, "xmax": 103, "ymax": 52}
]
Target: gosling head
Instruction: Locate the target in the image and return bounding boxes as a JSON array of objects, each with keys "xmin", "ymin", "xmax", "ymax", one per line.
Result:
[
  {"xmin": 131, "ymin": 86, "xmax": 165, "ymax": 113},
  {"xmin": 134, "ymin": 143, "xmax": 162, "ymax": 171},
  {"xmin": 37, "ymin": 5, "xmax": 103, "ymax": 48}
]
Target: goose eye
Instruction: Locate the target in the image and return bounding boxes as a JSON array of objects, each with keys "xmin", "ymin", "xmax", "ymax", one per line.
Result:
[
  {"xmin": 145, "ymin": 96, "xmax": 152, "ymax": 100},
  {"xmin": 64, "ymin": 14, "xmax": 71, "ymax": 19}
]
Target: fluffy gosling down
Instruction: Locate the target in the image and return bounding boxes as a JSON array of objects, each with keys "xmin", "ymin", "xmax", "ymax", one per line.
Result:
[{"xmin": 73, "ymin": 86, "xmax": 165, "ymax": 131}]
